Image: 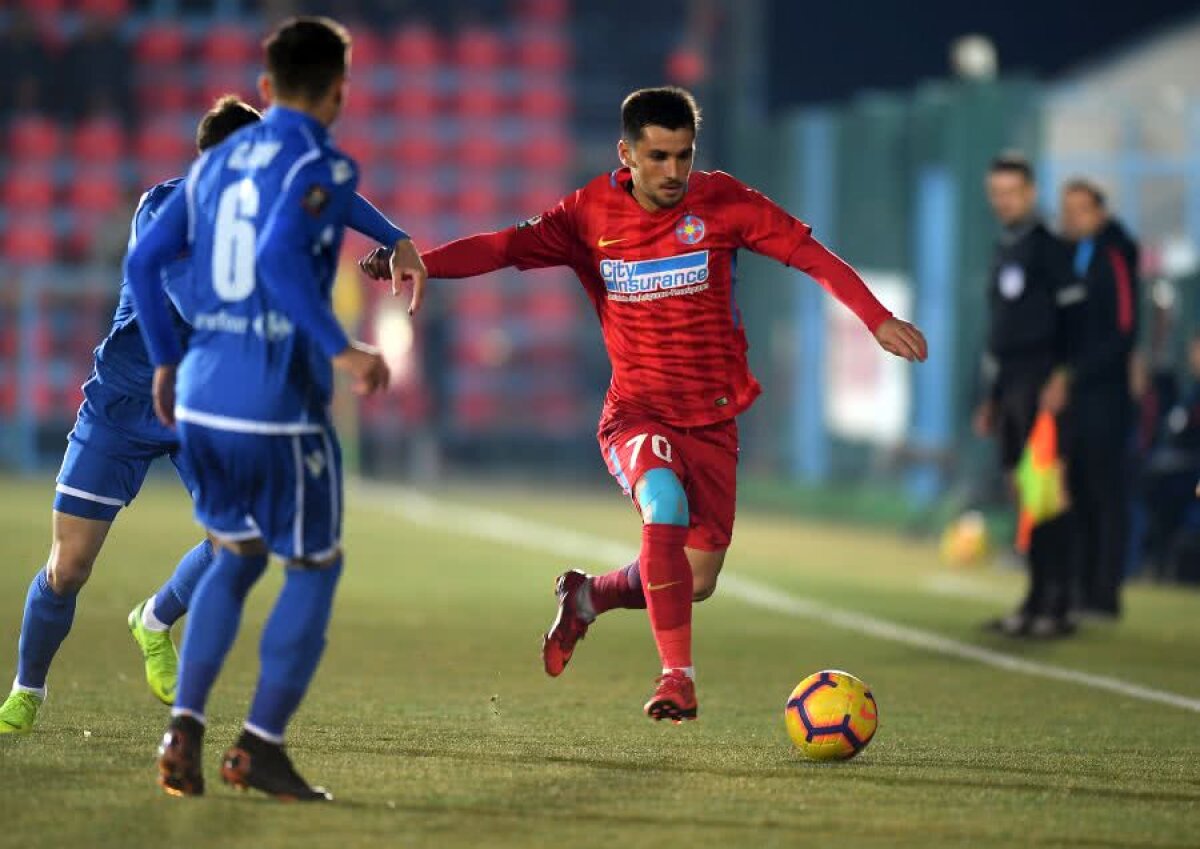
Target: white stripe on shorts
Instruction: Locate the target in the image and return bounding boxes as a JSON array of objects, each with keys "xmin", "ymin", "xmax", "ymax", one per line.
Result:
[
  {"xmin": 54, "ymin": 484, "xmax": 124, "ymax": 507},
  {"xmin": 292, "ymin": 435, "xmax": 305, "ymax": 558}
]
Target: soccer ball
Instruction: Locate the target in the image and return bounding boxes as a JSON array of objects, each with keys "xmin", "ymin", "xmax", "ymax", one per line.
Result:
[
  {"xmin": 939, "ymin": 510, "xmax": 989, "ymax": 567},
  {"xmin": 784, "ymin": 670, "xmax": 878, "ymax": 761}
]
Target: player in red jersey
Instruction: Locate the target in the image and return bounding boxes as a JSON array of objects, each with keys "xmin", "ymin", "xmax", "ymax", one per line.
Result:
[{"xmin": 362, "ymin": 87, "xmax": 927, "ymax": 722}]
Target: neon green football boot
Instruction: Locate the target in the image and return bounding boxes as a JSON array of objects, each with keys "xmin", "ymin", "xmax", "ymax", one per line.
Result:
[
  {"xmin": 0, "ymin": 690, "xmax": 43, "ymax": 734},
  {"xmin": 128, "ymin": 600, "xmax": 178, "ymax": 705}
]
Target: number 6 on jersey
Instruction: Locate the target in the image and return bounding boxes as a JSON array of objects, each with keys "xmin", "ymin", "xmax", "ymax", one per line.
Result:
[{"xmin": 211, "ymin": 178, "xmax": 259, "ymax": 301}]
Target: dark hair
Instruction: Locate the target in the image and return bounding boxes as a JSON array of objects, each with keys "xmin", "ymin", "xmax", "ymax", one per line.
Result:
[
  {"xmin": 263, "ymin": 16, "xmax": 351, "ymax": 103},
  {"xmin": 988, "ymin": 151, "xmax": 1035, "ymax": 184},
  {"xmin": 1062, "ymin": 177, "xmax": 1107, "ymax": 209},
  {"xmin": 196, "ymin": 95, "xmax": 262, "ymax": 152},
  {"xmin": 621, "ymin": 86, "xmax": 701, "ymax": 142}
]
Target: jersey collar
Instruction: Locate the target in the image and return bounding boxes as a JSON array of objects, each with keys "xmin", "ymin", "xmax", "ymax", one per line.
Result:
[{"xmin": 264, "ymin": 105, "xmax": 330, "ymax": 144}]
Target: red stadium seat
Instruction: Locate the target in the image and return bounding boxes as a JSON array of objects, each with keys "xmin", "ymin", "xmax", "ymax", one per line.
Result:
[
  {"xmin": 347, "ymin": 28, "xmax": 384, "ymax": 68},
  {"xmin": 72, "ymin": 115, "xmax": 126, "ymax": 162},
  {"xmin": 515, "ymin": 31, "xmax": 571, "ymax": 73},
  {"xmin": 135, "ymin": 118, "xmax": 192, "ymax": 164},
  {"xmin": 79, "ymin": 0, "xmax": 130, "ymax": 18},
  {"xmin": 199, "ymin": 24, "xmax": 257, "ymax": 66},
  {"xmin": 523, "ymin": 132, "xmax": 574, "ymax": 171},
  {"xmin": 391, "ymin": 81, "xmax": 439, "ymax": 119},
  {"xmin": 453, "ymin": 27, "xmax": 505, "ymax": 71},
  {"xmin": 341, "ymin": 82, "xmax": 376, "ymax": 120},
  {"xmin": 388, "ymin": 180, "xmax": 440, "ymax": 219},
  {"xmin": 19, "ymin": 0, "xmax": 66, "ymax": 16},
  {"xmin": 7, "ymin": 115, "xmax": 62, "ymax": 162},
  {"xmin": 389, "ymin": 24, "xmax": 441, "ymax": 70},
  {"xmin": 515, "ymin": 0, "xmax": 569, "ymax": 23},
  {"xmin": 2, "ymin": 217, "xmax": 57, "ymax": 265},
  {"xmin": 453, "ymin": 175, "xmax": 501, "ymax": 217},
  {"xmin": 455, "ymin": 81, "xmax": 504, "ymax": 119},
  {"xmin": 393, "ymin": 134, "xmax": 442, "ymax": 168},
  {"xmin": 517, "ymin": 85, "xmax": 570, "ymax": 120},
  {"xmin": 458, "ymin": 134, "xmax": 505, "ymax": 169},
  {"xmin": 2, "ymin": 169, "xmax": 55, "ymax": 210},
  {"xmin": 136, "ymin": 74, "xmax": 190, "ymax": 114},
  {"xmin": 68, "ymin": 169, "xmax": 123, "ymax": 215},
  {"xmin": 338, "ymin": 125, "xmax": 378, "ymax": 168},
  {"xmin": 136, "ymin": 21, "xmax": 188, "ymax": 64}
]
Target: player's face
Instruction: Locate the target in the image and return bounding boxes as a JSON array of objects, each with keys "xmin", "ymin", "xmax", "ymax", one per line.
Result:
[
  {"xmin": 620, "ymin": 126, "xmax": 696, "ymax": 210},
  {"xmin": 986, "ymin": 171, "xmax": 1036, "ymax": 226},
  {"xmin": 1060, "ymin": 188, "xmax": 1105, "ymax": 240}
]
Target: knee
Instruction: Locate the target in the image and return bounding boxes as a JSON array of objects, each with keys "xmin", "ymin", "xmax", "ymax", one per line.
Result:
[
  {"xmin": 636, "ymin": 469, "xmax": 689, "ymax": 527},
  {"xmin": 692, "ymin": 574, "xmax": 719, "ymax": 602},
  {"xmin": 45, "ymin": 545, "xmax": 95, "ymax": 595}
]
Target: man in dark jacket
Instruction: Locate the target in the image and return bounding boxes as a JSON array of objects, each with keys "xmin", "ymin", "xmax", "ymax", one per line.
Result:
[
  {"xmin": 976, "ymin": 153, "xmax": 1076, "ymax": 637},
  {"xmin": 1058, "ymin": 178, "xmax": 1140, "ymax": 618}
]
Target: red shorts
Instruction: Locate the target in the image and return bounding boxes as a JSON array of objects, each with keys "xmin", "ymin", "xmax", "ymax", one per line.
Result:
[{"xmin": 598, "ymin": 416, "xmax": 739, "ymax": 551}]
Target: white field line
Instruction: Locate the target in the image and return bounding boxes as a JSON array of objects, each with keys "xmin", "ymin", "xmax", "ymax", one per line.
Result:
[{"xmin": 356, "ymin": 483, "xmax": 1200, "ymax": 715}]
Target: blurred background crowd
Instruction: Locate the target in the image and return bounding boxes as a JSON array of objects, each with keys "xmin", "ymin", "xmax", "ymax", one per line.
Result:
[{"xmin": 3, "ymin": 0, "xmax": 1200, "ymax": 592}]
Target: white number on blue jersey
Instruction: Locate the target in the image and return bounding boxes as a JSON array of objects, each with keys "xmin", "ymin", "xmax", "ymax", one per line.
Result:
[{"xmin": 212, "ymin": 178, "xmax": 260, "ymax": 302}]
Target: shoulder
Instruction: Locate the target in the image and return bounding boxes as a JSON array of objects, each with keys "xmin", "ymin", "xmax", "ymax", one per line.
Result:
[{"xmin": 695, "ymin": 170, "xmax": 749, "ymax": 197}]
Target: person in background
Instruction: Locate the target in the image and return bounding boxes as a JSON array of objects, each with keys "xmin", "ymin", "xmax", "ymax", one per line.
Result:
[
  {"xmin": 1057, "ymin": 178, "xmax": 1140, "ymax": 619},
  {"xmin": 976, "ymin": 152, "xmax": 1076, "ymax": 637}
]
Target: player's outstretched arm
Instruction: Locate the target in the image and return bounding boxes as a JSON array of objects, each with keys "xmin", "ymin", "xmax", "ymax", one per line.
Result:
[
  {"xmin": 359, "ymin": 200, "xmax": 580, "ymax": 284},
  {"xmin": 124, "ymin": 186, "xmax": 190, "ymax": 425},
  {"xmin": 346, "ymin": 194, "xmax": 427, "ymax": 314}
]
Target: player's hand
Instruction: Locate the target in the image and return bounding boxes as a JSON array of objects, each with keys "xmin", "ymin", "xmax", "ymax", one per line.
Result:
[
  {"xmin": 1039, "ymin": 369, "xmax": 1070, "ymax": 414},
  {"xmin": 332, "ymin": 341, "xmax": 390, "ymax": 396},
  {"xmin": 874, "ymin": 317, "xmax": 927, "ymax": 362},
  {"xmin": 358, "ymin": 246, "xmax": 392, "ymax": 281},
  {"xmin": 151, "ymin": 365, "xmax": 177, "ymax": 428},
  {"xmin": 972, "ymin": 401, "xmax": 994, "ymax": 437},
  {"xmin": 389, "ymin": 238, "xmax": 428, "ymax": 316}
]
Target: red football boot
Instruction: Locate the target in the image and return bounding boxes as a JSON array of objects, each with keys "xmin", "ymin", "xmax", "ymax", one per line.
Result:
[
  {"xmin": 644, "ymin": 670, "xmax": 698, "ymax": 723},
  {"xmin": 542, "ymin": 570, "xmax": 592, "ymax": 677}
]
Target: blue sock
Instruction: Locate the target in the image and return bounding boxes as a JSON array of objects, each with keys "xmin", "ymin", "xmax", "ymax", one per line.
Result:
[
  {"xmin": 15, "ymin": 569, "xmax": 77, "ymax": 691},
  {"xmin": 174, "ymin": 548, "xmax": 268, "ymax": 719},
  {"xmin": 247, "ymin": 558, "xmax": 343, "ymax": 740},
  {"xmin": 151, "ymin": 539, "xmax": 214, "ymax": 627}
]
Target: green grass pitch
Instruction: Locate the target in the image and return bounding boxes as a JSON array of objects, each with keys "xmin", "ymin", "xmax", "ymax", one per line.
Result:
[{"xmin": 1, "ymin": 474, "xmax": 1199, "ymax": 848}]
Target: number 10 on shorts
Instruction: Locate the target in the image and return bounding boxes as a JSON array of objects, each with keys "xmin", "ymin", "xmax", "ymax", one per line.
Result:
[{"xmin": 625, "ymin": 433, "xmax": 673, "ymax": 469}]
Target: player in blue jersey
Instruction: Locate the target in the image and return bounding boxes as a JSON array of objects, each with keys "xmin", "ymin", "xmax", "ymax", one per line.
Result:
[
  {"xmin": 126, "ymin": 17, "xmax": 422, "ymax": 801},
  {"xmin": 0, "ymin": 94, "xmax": 415, "ymax": 736}
]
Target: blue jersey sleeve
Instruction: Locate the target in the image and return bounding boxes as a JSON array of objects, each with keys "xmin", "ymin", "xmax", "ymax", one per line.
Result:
[
  {"xmin": 124, "ymin": 184, "xmax": 190, "ymax": 366},
  {"xmin": 348, "ymin": 192, "xmax": 408, "ymax": 246},
  {"xmin": 256, "ymin": 161, "xmax": 351, "ymax": 358}
]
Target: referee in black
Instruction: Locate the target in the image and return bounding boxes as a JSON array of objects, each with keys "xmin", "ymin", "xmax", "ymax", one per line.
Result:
[{"xmin": 975, "ymin": 153, "xmax": 1076, "ymax": 637}]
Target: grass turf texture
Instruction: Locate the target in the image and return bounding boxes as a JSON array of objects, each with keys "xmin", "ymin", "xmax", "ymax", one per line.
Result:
[{"xmin": 0, "ymin": 475, "xmax": 1198, "ymax": 848}]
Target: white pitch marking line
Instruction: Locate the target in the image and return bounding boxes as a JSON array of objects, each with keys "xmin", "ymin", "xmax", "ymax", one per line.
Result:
[{"xmin": 357, "ymin": 483, "xmax": 1200, "ymax": 715}]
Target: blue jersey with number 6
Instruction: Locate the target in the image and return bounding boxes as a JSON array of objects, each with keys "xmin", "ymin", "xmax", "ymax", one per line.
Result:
[{"xmin": 126, "ymin": 105, "xmax": 358, "ymax": 430}]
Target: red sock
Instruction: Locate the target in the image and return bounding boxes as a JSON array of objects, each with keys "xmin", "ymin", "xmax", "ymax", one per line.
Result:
[
  {"xmin": 639, "ymin": 524, "xmax": 693, "ymax": 671},
  {"xmin": 590, "ymin": 559, "xmax": 646, "ymax": 615}
]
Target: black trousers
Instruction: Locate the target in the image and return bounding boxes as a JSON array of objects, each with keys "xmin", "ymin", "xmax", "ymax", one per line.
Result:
[
  {"xmin": 1064, "ymin": 393, "xmax": 1131, "ymax": 615},
  {"xmin": 1021, "ymin": 513, "xmax": 1075, "ymax": 619}
]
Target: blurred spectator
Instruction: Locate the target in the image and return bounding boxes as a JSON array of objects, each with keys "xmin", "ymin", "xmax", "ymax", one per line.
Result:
[
  {"xmin": 0, "ymin": 11, "xmax": 55, "ymax": 116},
  {"xmin": 60, "ymin": 11, "xmax": 134, "ymax": 125},
  {"xmin": 1058, "ymin": 178, "xmax": 1140, "ymax": 618},
  {"xmin": 1141, "ymin": 332, "xmax": 1200, "ymax": 578}
]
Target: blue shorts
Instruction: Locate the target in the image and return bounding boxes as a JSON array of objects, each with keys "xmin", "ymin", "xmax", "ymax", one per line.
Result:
[
  {"xmin": 177, "ymin": 419, "xmax": 343, "ymax": 562},
  {"xmin": 54, "ymin": 382, "xmax": 198, "ymax": 521}
]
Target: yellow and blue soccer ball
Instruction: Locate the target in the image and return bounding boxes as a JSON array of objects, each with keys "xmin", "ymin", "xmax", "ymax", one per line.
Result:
[
  {"xmin": 785, "ymin": 670, "xmax": 878, "ymax": 761},
  {"xmin": 939, "ymin": 510, "xmax": 990, "ymax": 567}
]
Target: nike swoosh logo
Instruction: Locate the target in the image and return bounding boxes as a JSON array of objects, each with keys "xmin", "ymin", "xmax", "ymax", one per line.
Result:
[
  {"xmin": 598, "ymin": 237, "xmax": 626, "ymax": 248},
  {"xmin": 647, "ymin": 580, "xmax": 682, "ymax": 592}
]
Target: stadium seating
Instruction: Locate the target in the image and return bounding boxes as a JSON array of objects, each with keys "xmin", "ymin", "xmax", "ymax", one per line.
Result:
[{"xmin": 1, "ymin": 8, "xmax": 580, "ymax": 447}]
